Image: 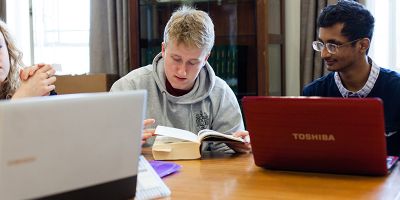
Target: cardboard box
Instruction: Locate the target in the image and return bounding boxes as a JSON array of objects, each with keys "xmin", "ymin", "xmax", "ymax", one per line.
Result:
[{"xmin": 54, "ymin": 74, "xmax": 119, "ymax": 94}]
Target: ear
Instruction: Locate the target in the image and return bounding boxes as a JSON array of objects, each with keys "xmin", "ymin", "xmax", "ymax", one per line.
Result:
[
  {"xmin": 204, "ymin": 52, "xmax": 210, "ymax": 62},
  {"xmin": 202, "ymin": 52, "xmax": 211, "ymax": 67},
  {"xmin": 359, "ymin": 38, "xmax": 370, "ymax": 54},
  {"xmin": 161, "ymin": 42, "xmax": 166, "ymax": 58}
]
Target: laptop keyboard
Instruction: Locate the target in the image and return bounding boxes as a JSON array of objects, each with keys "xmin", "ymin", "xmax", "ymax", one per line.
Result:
[{"xmin": 135, "ymin": 156, "xmax": 171, "ymax": 200}]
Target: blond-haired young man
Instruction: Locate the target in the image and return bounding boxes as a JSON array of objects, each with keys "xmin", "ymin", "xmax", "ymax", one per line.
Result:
[{"xmin": 111, "ymin": 6, "xmax": 250, "ymax": 153}]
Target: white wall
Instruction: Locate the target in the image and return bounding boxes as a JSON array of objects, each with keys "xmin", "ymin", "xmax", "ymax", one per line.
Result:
[
  {"xmin": 6, "ymin": 0, "xmax": 32, "ymax": 65},
  {"xmin": 284, "ymin": 0, "xmax": 301, "ymax": 96}
]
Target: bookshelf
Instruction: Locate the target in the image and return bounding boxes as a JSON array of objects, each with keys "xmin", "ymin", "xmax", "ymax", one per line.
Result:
[{"xmin": 129, "ymin": 0, "xmax": 285, "ymax": 97}]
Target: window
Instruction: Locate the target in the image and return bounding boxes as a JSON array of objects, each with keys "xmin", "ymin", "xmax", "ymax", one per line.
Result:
[
  {"xmin": 366, "ymin": 0, "xmax": 400, "ymax": 72},
  {"xmin": 6, "ymin": 0, "xmax": 90, "ymax": 75}
]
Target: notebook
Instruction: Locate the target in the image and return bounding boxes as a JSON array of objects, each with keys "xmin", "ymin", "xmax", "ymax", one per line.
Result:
[
  {"xmin": 0, "ymin": 91, "xmax": 146, "ymax": 199},
  {"xmin": 242, "ymin": 96, "xmax": 398, "ymax": 176}
]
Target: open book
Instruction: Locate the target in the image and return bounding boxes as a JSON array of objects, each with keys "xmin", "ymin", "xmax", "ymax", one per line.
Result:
[{"xmin": 152, "ymin": 125, "xmax": 245, "ymax": 160}]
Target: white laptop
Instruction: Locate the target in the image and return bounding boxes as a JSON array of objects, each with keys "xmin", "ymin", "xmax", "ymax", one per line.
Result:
[{"xmin": 0, "ymin": 91, "xmax": 146, "ymax": 200}]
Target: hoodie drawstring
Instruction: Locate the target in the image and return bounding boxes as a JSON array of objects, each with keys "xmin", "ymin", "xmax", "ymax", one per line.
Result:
[
  {"xmin": 189, "ymin": 104, "xmax": 194, "ymax": 134},
  {"xmin": 162, "ymin": 91, "xmax": 168, "ymax": 125}
]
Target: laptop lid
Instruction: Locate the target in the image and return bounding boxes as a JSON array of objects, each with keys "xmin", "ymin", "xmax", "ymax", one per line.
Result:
[
  {"xmin": 0, "ymin": 90, "xmax": 146, "ymax": 199},
  {"xmin": 242, "ymin": 96, "xmax": 391, "ymax": 176}
]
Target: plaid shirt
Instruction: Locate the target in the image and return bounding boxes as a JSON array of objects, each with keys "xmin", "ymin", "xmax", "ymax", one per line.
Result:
[{"xmin": 334, "ymin": 58, "xmax": 380, "ymax": 98}]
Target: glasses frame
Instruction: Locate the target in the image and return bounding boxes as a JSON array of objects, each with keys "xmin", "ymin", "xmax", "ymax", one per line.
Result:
[{"xmin": 312, "ymin": 38, "xmax": 362, "ymax": 54}]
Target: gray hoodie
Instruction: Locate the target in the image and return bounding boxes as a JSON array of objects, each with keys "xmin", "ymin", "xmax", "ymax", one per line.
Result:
[{"xmin": 111, "ymin": 53, "xmax": 244, "ymax": 146}]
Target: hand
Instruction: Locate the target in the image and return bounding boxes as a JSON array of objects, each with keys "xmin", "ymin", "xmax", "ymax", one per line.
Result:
[
  {"xmin": 12, "ymin": 64, "xmax": 56, "ymax": 99},
  {"xmin": 226, "ymin": 130, "xmax": 252, "ymax": 153},
  {"xmin": 142, "ymin": 118, "xmax": 156, "ymax": 145},
  {"xmin": 19, "ymin": 63, "xmax": 50, "ymax": 81}
]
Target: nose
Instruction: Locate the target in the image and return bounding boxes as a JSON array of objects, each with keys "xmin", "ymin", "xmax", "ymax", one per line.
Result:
[
  {"xmin": 320, "ymin": 46, "xmax": 331, "ymax": 59},
  {"xmin": 176, "ymin": 63, "xmax": 186, "ymax": 77}
]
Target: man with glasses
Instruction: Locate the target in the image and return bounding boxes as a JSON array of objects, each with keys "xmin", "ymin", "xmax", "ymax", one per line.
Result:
[{"xmin": 302, "ymin": 0, "xmax": 400, "ymax": 156}]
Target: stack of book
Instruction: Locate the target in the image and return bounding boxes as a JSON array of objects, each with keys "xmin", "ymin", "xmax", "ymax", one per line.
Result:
[
  {"xmin": 208, "ymin": 45, "xmax": 240, "ymax": 94},
  {"xmin": 140, "ymin": 46, "xmax": 161, "ymax": 66}
]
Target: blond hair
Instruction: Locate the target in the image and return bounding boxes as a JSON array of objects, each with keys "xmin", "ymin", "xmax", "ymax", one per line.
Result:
[
  {"xmin": 163, "ymin": 5, "xmax": 215, "ymax": 52},
  {"xmin": 0, "ymin": 19, "xmax": 23, "ymax": 99}
]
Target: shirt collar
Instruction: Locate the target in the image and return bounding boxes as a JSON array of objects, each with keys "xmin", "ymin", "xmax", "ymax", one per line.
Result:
[{"xmin": 334, "ymin": 58, "xmax": 380, "ymax": 98}]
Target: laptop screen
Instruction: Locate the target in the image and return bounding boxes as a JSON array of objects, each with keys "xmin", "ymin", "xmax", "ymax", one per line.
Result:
[
  {"xmin": 0, "ymin": 91, "xmax": 146, "ymax": 199},
  {"xmin": 243, "ymin": 96, "xmax": 390, "ymax": 176}
]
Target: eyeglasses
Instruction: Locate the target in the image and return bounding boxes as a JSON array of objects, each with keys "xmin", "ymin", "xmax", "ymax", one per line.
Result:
[{"xmin": 312, "ymin": 38, "xmax": 362, "ymax": 54}]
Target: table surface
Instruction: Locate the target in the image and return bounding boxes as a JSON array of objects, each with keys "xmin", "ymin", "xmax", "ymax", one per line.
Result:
[{"xmin": 142, "ymin": 148, "xmax": 400, "ymax": 200}]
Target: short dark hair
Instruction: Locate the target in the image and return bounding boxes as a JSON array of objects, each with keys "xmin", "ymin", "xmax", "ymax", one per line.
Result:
[{"xmin": 317, "ymin": 0, "xmax": 375, "ymax": 42}]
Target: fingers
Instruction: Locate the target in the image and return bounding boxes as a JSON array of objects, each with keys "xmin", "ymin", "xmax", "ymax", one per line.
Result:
[
  {"xmin": 244, "ymin": 135, "xmax": 251, "ymax": 143},
  {"xmin": 36, "ymin": 64, "xmax": 53, "ymax": 73},
  {"xmin": 143, "ymin": 128, "xmax": 156, "ymax": 138},
  {"xmin": 141, "ymin": 119, "xmax": 156, "ymax": 146},
  {"xmin": 36, "ymin": 63, "xmax": 46, "ymax": 68},
  {"xmin": 233, "ymin": 130, "xmax": 249, "ymax": 138},
  {"xmin": 28, "ymin": 63, "xmax": 46, "ymax": 76},
  {"xmin": 46, "ymin": 84, "xmax": 56, "ymax": 92},
  {"xmin": 233, "ymin": 130, "xmax": 249, "ymax": 137},
  {"xmin": 37, "ymin": 84, "xmax": 55, "ymax": 97},
  {"xmin": 44, "ymin": 76, "xmax": 57, "ymax": 85},
  {"xmin": 36, "ymin": 74, "xmax": 56, "ymax": 96},
  {"xmin": 143, "ymin": 118, "xmax": 156, "ymax": 127},
  {"xmin": 232, "ymin": 130, "xmax": 251, "ymax": 144},
  {"xmin": 20, "ymin": 64, "xmax": 55, "ymax": 81},
  {"xmin": 144, "ymin": 128, "xmax": 155, "ymax": 134},
  {"xmin": 45, "ymin": 68, "xmax": 56, "ymax": 78},
  {"xmin": 20, "ymin": 65, "xmax": 39, "ymax": 80},
  {"xmin": 142, "ymin": 131, "xmax": 155, "ymax": 140},
  {"xmin": 142, "ymin": 128, "xmax": 156, "ymax": 146},
  {"xmin": 37, "ymin": 64, "xmax": 55, "ymax": 79}
]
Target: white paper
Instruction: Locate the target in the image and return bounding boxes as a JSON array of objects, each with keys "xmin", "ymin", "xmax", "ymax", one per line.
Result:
[{"xmin": 155, "ymin": 126, "xmax": 199, "ymax": 143}]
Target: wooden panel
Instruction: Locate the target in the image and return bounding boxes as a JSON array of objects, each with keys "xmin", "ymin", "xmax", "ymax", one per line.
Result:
[
  {"xmin": 129, "ymin": 0, "xmax": 140, "ymax": 69},
  {"xmin": 55, "ymin": 74, "xmax": 119, "ymax": 94},
  {"xmin": 208, "ymin": 1, "xmax": 256, "ymax": 37},
  {"xmin": 269, "ymin": 34, "xmax": 283, "ymax": 44},
  {"xmin": 280, "ymin": 0, "xmax": 286, "ymax": 95},
  {"xmin": 257, "ymin": 0, "xmax": 269, "ymax": 96}
]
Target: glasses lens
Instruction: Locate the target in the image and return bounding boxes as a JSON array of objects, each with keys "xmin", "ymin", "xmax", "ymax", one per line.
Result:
[
  {"xmin": 326, "ymin": 43, "xmax": 337, "ymax": 54},
  {"xmin": 312, "ymin": 41, "xmax": 323, "ymax": 51}
]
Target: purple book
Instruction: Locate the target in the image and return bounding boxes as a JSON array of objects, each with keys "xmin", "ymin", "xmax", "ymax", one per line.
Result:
[{"xmin": 149, "ymin": 160, "xmax": 182, "ymax": 178}]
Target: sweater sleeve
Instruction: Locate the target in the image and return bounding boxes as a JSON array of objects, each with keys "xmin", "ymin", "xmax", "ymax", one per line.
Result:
[
  {"xmin": 205, "ymin": 82, "xmax": 245, "ymax": 153},
  {"xmin": 110, "ymin": 77, "xmax": 135, "ymax": 92}
]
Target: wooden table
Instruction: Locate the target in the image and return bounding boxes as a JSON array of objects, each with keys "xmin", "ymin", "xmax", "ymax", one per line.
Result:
[{"xmin": 143, "ymin": 149, "xmax": 400, "ymax": 200}]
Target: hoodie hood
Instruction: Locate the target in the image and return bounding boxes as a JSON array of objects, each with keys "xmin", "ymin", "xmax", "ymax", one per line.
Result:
[
  {"xmin": 151, "ymin": 53, "xmax": 216, "ymax": 104},
  {"xmin": 110, "ymin": 52, "xmax": 245, "ymax": 140}
]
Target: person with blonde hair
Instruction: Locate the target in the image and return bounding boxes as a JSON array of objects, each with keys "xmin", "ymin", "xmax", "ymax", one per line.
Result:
[
  {"xmin": 111, "ymin": 6, "xmax": 250, "ymax": 153},
  {"xmin": 0, "ymin": 19, "xmax": 56, "ymax": 99}
]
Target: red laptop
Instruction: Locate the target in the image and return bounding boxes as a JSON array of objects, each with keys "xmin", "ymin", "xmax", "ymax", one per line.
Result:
[{"xmin": 242, "ymin": 96, "xmax": 398, "ymax": 176}]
